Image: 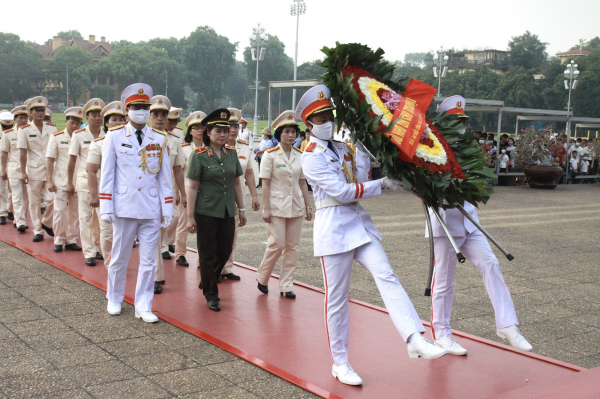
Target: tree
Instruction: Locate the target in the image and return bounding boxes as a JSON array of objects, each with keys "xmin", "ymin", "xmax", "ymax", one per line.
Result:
[
  {"xmin": 571, "ymin": 52, "xmax": 600, "ymax": 117},
  {"xmin": 181, "ymin": 26, "xmax": 237, "ymax": 110},
  {"xmin": 570, "ymin": 37, "xmax": 600, "ymax": 53},
  {"xmin": 56, "ymin": 30, "xmax": 83, "ymax": 40},
  {"xmin": 223, "ymin": 61, "xmax": 247, "ymax": 108},
  {"xmin": 148, "ymin": 37, "xmax": 182, "ymax": 64},
  {"xmin": 402, "ymin": 52, "xmax": 432, "ymax": 68},
  {"xmin": 508, "ymin": 31, "xmax": 548, "ymax": 69},
  {"xmin": 46, "ymin": 46, "xmax": 97, "ymax": 104},
  {"xmin": 0, "ymin": 33, "xmax": 44, "ymax": 102}
]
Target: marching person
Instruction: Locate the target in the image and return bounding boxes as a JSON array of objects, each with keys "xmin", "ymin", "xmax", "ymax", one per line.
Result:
[
  {"xmin": 256, "ymin": 111, "xmax": 311, "ymax": 298},
  {"xmin": 220, "ymin": 108, "xmax": 260, "ymax": 281},
  {"xmin": 165, "ymin": 107, "xmax": 185, "ymax": 144},
  {"xmin": 255, "ymin": 128, "xmax": 273, "ymax": 188},
  {"xmin": 428, "ymin": 96, "xmax": 532, "ymax": 355},
  {"xmin": 299, "ymin": 85, "xmax": 446, "ymax": 386},
  {"xmin": 44, "ymin": 108, "xmax": 53, "ymax": 124},
  {"xmin": 2, "ymin": 106, "xmax": 29, "ymax": 231},
  {"xmin": 0, "ymin": 112, "xmax": 15, "ymax": 225},
  {"xmin": 17, "ymin": 96, "xmax": 56, "ymax": 242},
  {"xmin": 238, "ymin": 117, "xmax": 253, "ymax": 149},
  {"xmin": 165, "ymin": 107, "xmax": 186, "ymax": 260},
  {"xmin": 87, "ymin": 101, "xmax": 126, "ymax": 267},
  {"xmin": 67, "ymin": 98, "xmax": 105, "ymax": 265},
  {"xmin": 186, "ymin": 109, "xmax": 246, "ymax": 312},
  {"xmin": 175, "ymin": 111, "xmax": 206, "ymax": 267},
  {"xmin": 100, "ymin": 83, "xmax": 173, "ymax": 322},
  {"xmin": 46, "ymin": 107, "xmax": 83, "ymax": 253}
]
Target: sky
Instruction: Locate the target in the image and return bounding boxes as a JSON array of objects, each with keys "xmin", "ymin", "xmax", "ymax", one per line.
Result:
[{"xmin": 3, "ymin": 0, "xmax": 599, "ymax": 65}]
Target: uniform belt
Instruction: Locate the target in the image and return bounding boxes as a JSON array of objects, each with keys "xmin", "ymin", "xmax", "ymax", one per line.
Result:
[{"xmin": 315, "ymin": 198, "xmax": 358, "ymax": 210}]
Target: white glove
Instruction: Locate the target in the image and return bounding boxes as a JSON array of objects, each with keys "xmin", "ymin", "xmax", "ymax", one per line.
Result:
[
  {"xmin": 161, "ymin": 216, "xmax": 173, "ymax": 228},
  {"xmin": 380, "ymin": 177, "xmax": 405, "ymax": 192},
  {"xmin": 101, "ymin": 213, "xmax": 114, "ymax": 224}
]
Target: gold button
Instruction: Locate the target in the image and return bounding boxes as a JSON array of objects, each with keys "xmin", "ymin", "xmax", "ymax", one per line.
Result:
[
  {"xmin": 222, "ymin": 170, "xmax": 225, "ymax": 173},
  {"xmin": 223, "ymin": 178, "xmax": 226, "ymax": 180},
  {"xmin": 289, "ymin": 184, "xmax": 291, "ymax": 187},
  {"xmin": 221, "ymin": 163, "xmax": 223, "ymax": 165},
  {"xmin": 138, "ymin": 176, "xmax": 141, "ymax": 179},
  {"xmin": 289, "ymin": 166, "xmax": 292, "ymax": 169},
  {"xmin": 138, "ymin": 188, "xmax": 141, "ymax": 191},
  {"xmin": 289, "ymin": 193, "xmax": 292, "ymax": 195},
  {"xmin": 204, "ymin": 196, "xmax": 207, "ymax": 198},
  {"xmin": 224, "ymin": 185, "xmax": 226, "ymax": 188},
  {"xmin": 223, "ymin": 192, "xmax": 226, "ymax": 194}
]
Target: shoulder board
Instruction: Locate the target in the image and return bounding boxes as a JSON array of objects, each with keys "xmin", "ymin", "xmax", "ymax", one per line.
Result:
[
  {"xmin": 293, "ymin": 146, "xmax": 302, "ymax": 153},
  {"xmin": 237, "ymin": 139, "xmax": 249, "ymax": 145},
  {"xmin": 73, "ymin": 128, "xmax": 85, "ymax": 133},
  {"xmin": 181, "ymin": 143, "xmax": 190, "ymax": 147},
  {"xmin": 20, "ymin": 124, "xmax": 30, "ymax": 129},
  {"xmin": 93, "ymin": 136, "xmax": 105, "ymax": 142},
  {"xmin": 3, "ymin": 128, "xmax": 14, "ymax": 133},
  {"xmin": 195, "ymin": 147, "xmax": 208, "ymax": 154},
  {"xmin": 108, "ymin": 125, "xmax": 124, "ymax": 131},
  {"xmin": 267, "ymin": 146, "xmax": 280, "ymax": 153},
  {"xmin": 168, "ymin": 131, "xmax": 180, "ymax": 138},
  {"xmin": 225, "ymin": 144, "xmax": 236, "ymax": 151},
  {"xmin": 174, "ymin": 126, "xmax": 183, "ymax": 130},
  {"xmin": 152, "ymin": 128, "xmax": 167, "ymax": 136},
  {"xmin": 305, "ymin": 142, "xmax": 317, "ymax": 153},
  {"xmin": 46, "ymin": 122, "xmax": 56, "ymax": 127},
  {"xmin": 53, "ymin": 131, "xmax": 64, "ymax": 136}
]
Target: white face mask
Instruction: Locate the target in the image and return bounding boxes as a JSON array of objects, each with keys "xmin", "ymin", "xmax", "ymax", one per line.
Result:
[
  {"xmin": 128, "ymin": 109, "xmax": 150, "ymax": 125},
  {"xmin": 479, "ymin": 140, "xmax": 484, "ymax": 144},
  {"xmin": 310, "ymin": 121, "xmax": 335, "ymax": 141},
  {"xmin": 501, "ymin": 150, "xmax": 506, "ymax": 153}
]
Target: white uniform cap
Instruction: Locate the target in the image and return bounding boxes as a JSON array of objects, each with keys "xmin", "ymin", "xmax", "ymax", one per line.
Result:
[
  {"xmin": 185, "ymin": 111, "xmax": 207, "ymax": 127},
  {"xmin": 11, "ymin": 105, "xmax": 27, "ymax": 116},
  {"xmin": 101, "ymin": 101, "xmax": 126, "ymax": 118},
  {"xmin": 121, "ymin": 83, "xmax": 153, "ymax": 106},
  {"xmin": 228, "ymin": 108, "xmax": 242, "ymax": 124},
  {"xmin": 0, "ymin": 111, "xmax": 14, "ymax": 125},
  {"xmin": 45, "ymin": 108, "xmax": 53, "ymax": 117},
  {"xmin": 65, "ymin": 107, "xmax": 84, "ymax": 120},
  {"xmin": 150, "ymin": 95, "xmax": 171, "ymax": 112},
  {"xmin": 27, "ymin": 96, "xmax": 48, "ymax": 112},
  {"xmin": 295, "ymin": 84, "xmax": 335, "ymax": 122},
  {"xmin": 272, "ymin": 110, "xmax": 298, "ymax": 131},
  {"xmin": 168, "ymin": 107, "xmax": 183, "ymax": 120},
  {"xmin": 83, "ymin": 98, "xmax": 106, "ymax": 115},
  {"xmin": 436, "ymin": 95, "xmax": 469, "ymax": 118}
]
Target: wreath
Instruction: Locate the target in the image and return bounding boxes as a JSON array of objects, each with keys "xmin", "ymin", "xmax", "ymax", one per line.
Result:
[{"xmin": 321, "ymin": 43, "xmax": 496, "ymax": 208}]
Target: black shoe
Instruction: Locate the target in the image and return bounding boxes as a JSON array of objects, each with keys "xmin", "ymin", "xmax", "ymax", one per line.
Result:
[
  {"xmin": 221, "ymin": 273, "xmax": 241, "ymax": 281},
  {"xmin": 65, "ymin": 243, "xmax": 82, "ymax": 251},
  {"xmin": 7, "ymin": 212, "xmax": 13, "ymax": 221},
  {"xmin": 33, "ymin": 234, "xmax": 43, "ymax": 242},
  {"xmin": 208, "ymin": 300, "xmax": 220, "ymax": 311},
  {"xmin": 257, "ymin": 283, "xmax": 269, "ymax": 294},
  {"xmin": 17, "ymin": 225, "xmax": 26, "ymax": 233},
  {"xmin": 42, "ymin": 223, "xmax": 54, "ymax": 237},
  {"xmin": 281, "ymin": 291, "xmax": 296, "ymax": 299},
  {"xmin": 198, "ymin": 281, "xmax": 203, "ymax": 290},
  {"xmin": 256, "ymin": 185, "xmax": 262, "ymax": 188},
  {"xmin": 168, "ymin": 245, "xmax": 175, "ymax": 253},
  {"xmin": 157, "ymin": 280, "xmax": 165, "ymax": 285},
  {"xmin": 162, "ymin": 251, "xmax": 171, "ymax": 260},
  {"xmin": 154, "ymin": 281, "xmax": 162, "ymax": 294},
  {"xmin": 0, "ymin": 217, "xmax": 6, "ymax": 225},
  {"xmin": 95, "ymin": 252, "xmax": 104, "ymax": 260},
  {"xmin": 85, "ymin": 258, "xmax": 96, "ymax": 266},
  {"xmin": 133, "ymin": 241, "xmax": 136, "ymax": 248},
  {"xmin": 217, "ymin": 275, "xmax": 222, "ymax": 283},
  {"xmin": 176, "ymin": 256, "xmax": 189, "ymax": 266},
  {"xmin": 53, "ymin": 244, "xmax": 63, "ymax": 252}
]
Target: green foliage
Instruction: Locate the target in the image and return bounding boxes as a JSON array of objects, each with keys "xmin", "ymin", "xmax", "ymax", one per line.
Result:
[
  {"xmin": 321, "ymin": 43, "xmax": 494, "ymax": 208},
  {"xmin": 0, "ymin": 33, "xmax": 45, "ymax": 102},
  {"xmin": 224, "ymin": 61, "xmax": 247, "ymax": 108},
  {"xmin": 494, "ymin": 66, "xmax": 542, "ymax": 109},
  {"xmin": 56, "ymin": 30, "xmax": 83, "ymax": 40},
  {"xmin": 508, "ymin": 30, "xmax": 548, "ymax": 69},
  {"xmin": 47, "ymin": 46, "xmax": 97, "ymax": 104}
]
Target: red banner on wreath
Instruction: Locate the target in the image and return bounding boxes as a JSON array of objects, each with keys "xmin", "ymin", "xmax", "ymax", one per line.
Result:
[{"xmin": 386, "ymin": 96, "xmax": 426, "ymax": 163}]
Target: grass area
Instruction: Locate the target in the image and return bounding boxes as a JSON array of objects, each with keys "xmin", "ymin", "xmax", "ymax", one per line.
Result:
[{"xmin": 50, "ymin": 113, "xmax": 308, "ymax": 137}]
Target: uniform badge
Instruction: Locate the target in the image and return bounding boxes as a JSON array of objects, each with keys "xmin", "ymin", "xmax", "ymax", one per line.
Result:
[
  {"xmin": 122, "ymin": 143, "xmax": 132, "ymax": 148},
  {"xmin": 220, "ymin": 112, "xmax": 227, "ymax": 119},
  {"xmin": 138, "ymin": 88, "xmax": 145, "ymax": 95},
  {"xmin": 287, "ymin": 114, "xmax": 293, "ymax": 120},
  {"xmin": 456, "ymin": 101, "xmax": 463, "ymax": 109},
  {"xmin": 158, "ymin": 99, "xmax": 163, "ymax": 104},
  {"xmin": 344, "ymin": 155, "xmax": 352, "ymax": 162},
  {"xmin": 317, "ymin": 91, "xmax": 326, "ymax": 101}
]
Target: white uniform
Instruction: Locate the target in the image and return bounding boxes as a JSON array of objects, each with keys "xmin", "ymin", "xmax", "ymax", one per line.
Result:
[
  {"xmin": 100, "ymin": 124, "xmax": 173, "ymax": 312},
  {"xmin": 302, "ymin": 136, "xmax": 425, "ymax": 366},
  {"xmin": 0, "ymin": 129, "xmax": 9, "ymax": 218},
  {"xmin": 427, "ymin": 203, "xmax": 518, "ymax": 339},
  {"xmin": 174, "ymin": 141, "xmax": 199, "ymax": 261},
  {"xmin": 1, "ymin": 128, "xmax": 29, "ymax": 227},
  {"xmin": 238, "ymin": 127, "xmax": 254, "ymax": 149}
]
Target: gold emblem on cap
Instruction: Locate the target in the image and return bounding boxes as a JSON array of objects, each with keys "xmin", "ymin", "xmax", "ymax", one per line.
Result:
[
  {"xmin": 456, "ymin": 101, "xmax": 463, "ymax": 109},
  {"xmin": 94, "ymin": 101, "xmax": 99, "ymax": 105},
  {"xmin": 37, "ymin": 98, "xmax": 42, "ymax": 103},
  {"xmin": 220, "ymin": 112, "xmax": 227, "ymax": 119},
  {"xmin": 117, "ymin": 105, "xmax": 121, "ymax": 110},
  {"xmin": 287, "ymin": 114, "xmax": 293, "ymax": 120},
  {"xmin": 197, "ymin": 114, "xmax": 201, "ymax": 119},
  {"xmin": 138, "ymin": 88, "xmax": 144, "ymax": 95},
  {"xmin": 317, "ymin": 91, "xmax": 326, "ymax": 101},
  {"xmin": 77, "ymin": 110, "xmax": 82, "ymax": 114},
  {"xmin": 158, "ymin": 99, "xmax": 163, "ymax": 104}
]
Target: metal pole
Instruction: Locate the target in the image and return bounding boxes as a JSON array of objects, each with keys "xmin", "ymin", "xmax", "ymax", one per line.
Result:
[
  {"xmin": 437, "ymin": 55, "xmax": 442, "ymax": 96},
  {"xmin": 565, "ymin": 67, "xmax": 573, "ymax": 180},
  {"xmin": 253, "ymin": 32, "xmax": 260, "ymax": 143},
  {"xmin": 430, "ymin": 207, "xmax": 466, "ymax": 263},
  {"xmin": 267, "ymin": 85, "xmax": 272, "ymax": 132},
  {"xmin": 495, "ymin": 108, "xmax": 502, "ymax": 176},
  {"xmin": 422, "ymin": 202, "xmax": 435, "ymax": 296},
  {"xmin": 292, "ymin": 10, "xmax": 300, "ymax": 109},
  {"xmin": 66, "ymin": 64, "xmax": 69, "ymax": 106}
]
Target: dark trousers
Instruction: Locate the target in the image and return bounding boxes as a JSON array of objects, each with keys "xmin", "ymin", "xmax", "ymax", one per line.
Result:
[
  {"xmin": 195, "ymin": 210, "xmax": 235, "ymax": 301},
  {"xmin": 257, "ymin": 158, "xmax": 262, "ymax": 187}
]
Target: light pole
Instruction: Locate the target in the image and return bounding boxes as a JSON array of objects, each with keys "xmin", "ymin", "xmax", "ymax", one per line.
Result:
[
  {"xmin": 249, "ymin": 23, "xmax": 267, "ymax": 143},
  {"xmin": 290, "ymin": 0, "xmax": 306, "ymax": 109},
  {"xmin": 433, "ymin": 47, "xmax": 449, "ymax": 96},
  {"xmin": 564, "ymin": 59, "xmax": 579, "ymax": 180}
]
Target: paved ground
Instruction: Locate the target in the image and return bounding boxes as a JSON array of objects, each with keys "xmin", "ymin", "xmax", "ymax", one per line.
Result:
[{"xmin": 0, "ymin": 184, "xmax": 598, "ymax": 398}]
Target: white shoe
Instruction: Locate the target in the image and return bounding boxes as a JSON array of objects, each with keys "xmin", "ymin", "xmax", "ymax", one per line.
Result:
[
  {"xmin": 107, "ymin": 301, "xmax": 121, "ymax": 315},
  {"xmin": 497, "ymin": 325, "xmax": 532, "ymax": 352},
  {"xmin": 434, "ymin": 335, "xmax": 468, "ymax": 356},
  {"xmin": 135, "ymin": 311, "xmax": 159, "ymax": 323},
  {"xmin": 332, "ymin": 363, "xmax": 363, "ymax": 386},
  {"xmin": 407, "ymin": 334, "xmax": 448, "ymax": 359}
]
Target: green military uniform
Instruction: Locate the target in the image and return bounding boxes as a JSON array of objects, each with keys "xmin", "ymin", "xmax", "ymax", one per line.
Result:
[{"xmin": 187, "ymin": 145, "xmax": 243, "ymax": 218}]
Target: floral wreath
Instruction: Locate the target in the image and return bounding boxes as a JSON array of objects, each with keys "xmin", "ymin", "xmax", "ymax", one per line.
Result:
[{"xmin": 321, "ymin": 43, "xmax": 495, "ymax": 208}]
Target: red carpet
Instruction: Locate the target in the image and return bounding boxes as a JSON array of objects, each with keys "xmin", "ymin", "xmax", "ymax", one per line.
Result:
[{"xmin": 1, "ymin": 223, "xmax": 597, "ymax": 398}]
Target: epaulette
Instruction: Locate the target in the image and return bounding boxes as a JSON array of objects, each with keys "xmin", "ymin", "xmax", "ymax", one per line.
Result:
[
  {"xmin": 225, "ymin": 144, "xmax": 236, "ymax": 151},
  {"xmin": 108, "ymin": 125, "xmax": 124, "ymax": 131},
  {"xmin": 3, "ymin": 128, "xmax": 13, "ymax": 133},
  {"xmin": 293, "ymin": 146, "xmax": 302, "ymax": 153},
  {"xmin": 237, "ymin": 139, "xmax": 249, "ymax": 145},
  {"xmin": 168, "ymin": 131, "xmax": 180, "ymax": 138},
  {"xmin": 73, "ymin": 128, "xmax": 85, "ymax": 133},
  {"xmin": 195, "ymin": 147, "xmax": 208, "ymax": 154},
  {"xmin": 46, "ymin": 122, "xmax": 56, "ymax": 127},
  {"xmin": 152, "ymin": 128, "xmax": 167, "ymax": 136},
  {"xmin": 305, "ymin": 142, "xmax": 317, "ymax": 153},
  {"xmin": 181, "ymin": 143, "xmax": 190, "ymax": 147},
  {"xmin": 174, "ymin": 126, "xmax": 183, "ymax": 130},
  {"xmin": 20, "ymin": 124, "xmax": 30, "ymax": 129},
  {"xmin": 53, "ymin": 130, "xmax": 64, "ymax": 136},
  {"xmin": 93, "ymin": 136, "xmax": 105, "ymax": 142},
  {"xmin": 267, "ymin": 146, "xmax": 280, "ymax": 153}
]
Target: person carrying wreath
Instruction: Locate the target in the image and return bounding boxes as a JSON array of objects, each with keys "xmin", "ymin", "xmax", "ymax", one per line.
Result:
[
  {"xmin": 255, "ymin": 111, "xmax": 312, "ymax": 299},
  {"xmin": 186, "ymin": 109, "xmax": 247, "ymax": 312}
]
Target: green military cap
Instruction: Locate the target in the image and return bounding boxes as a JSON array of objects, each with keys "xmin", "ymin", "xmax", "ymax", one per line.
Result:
[{"xmin": 202, "ymin": 108, "xmax": 231, "ymax": 127}]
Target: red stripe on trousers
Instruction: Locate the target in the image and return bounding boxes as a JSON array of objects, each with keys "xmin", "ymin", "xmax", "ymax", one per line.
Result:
[{"xmin": 321, "ymin": 256, "xmax": 334, "ymax": 363}]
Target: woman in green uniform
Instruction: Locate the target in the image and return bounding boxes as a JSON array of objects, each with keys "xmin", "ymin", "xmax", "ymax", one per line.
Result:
[{"xmin": 186, "ymin": 109, "xmax": 247, "ymax": 312}]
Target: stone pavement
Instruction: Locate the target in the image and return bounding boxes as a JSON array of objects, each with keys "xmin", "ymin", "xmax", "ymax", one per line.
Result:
[{"xmin": 0, "ymin": 184, "xmax": 598, "ymax": 398}]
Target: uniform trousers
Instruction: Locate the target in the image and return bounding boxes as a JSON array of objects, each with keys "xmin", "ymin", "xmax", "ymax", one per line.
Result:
[
  {"xmin": 195, "ymin": 211, "xmax": 235, "ymax": 302},
  {"xmin": 431, "ymin": 229, "xmax": 518, "ymax": 339},
  {"xmin": 53, "ymin": 190, "xmax": 78, "ymax": 246},
  {"xmin": 155, "ymin": 230, "xmax": 166, "ymax": 282},
  {"xmin": 174, "ymin": 202, "xmax": 188, "ymax": 260},
  {"xmin": 27, "ymin": 180, "xmax": 54, "ymax": 236},
  {"xmin": 161, "ymin": 202, "xmax": 178, "ymax": 253},
  {"xmin": 256, "ymin": 216, "xmax": 302, "ymax": 292},
  {"xmin": 107, "ymin": 216, "xmax": 160, "ymax": 312},
  {"xmin": 78, "ymin": 191, "xmax": 101, "ymax": 259},
  {"xmin": 222, "ymin": 208, "xmax": 241, "ymax": 275},
  {"xmin": 8, "ymin": 179, "xmax": 29, "ymax": 227},
  {"xmin": 0, "ymin": 179, "xmax": 10, "ymax": 216},
  {"xmin": 99, "ymin": 214, "xmax": 113, "ymax": 268},
  {"xmin": 321, "ymin": 232, "xmax": 425, "ymax": 366}
]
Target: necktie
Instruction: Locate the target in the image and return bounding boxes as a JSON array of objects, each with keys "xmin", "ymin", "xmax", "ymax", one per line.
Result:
[
  {"xmin": 136, "ymin": 130, "xmax": 143, "ymax": 145},
  {"xmin": 327, "ymin": 141, "xmax": 339, "ymax": 158}
]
